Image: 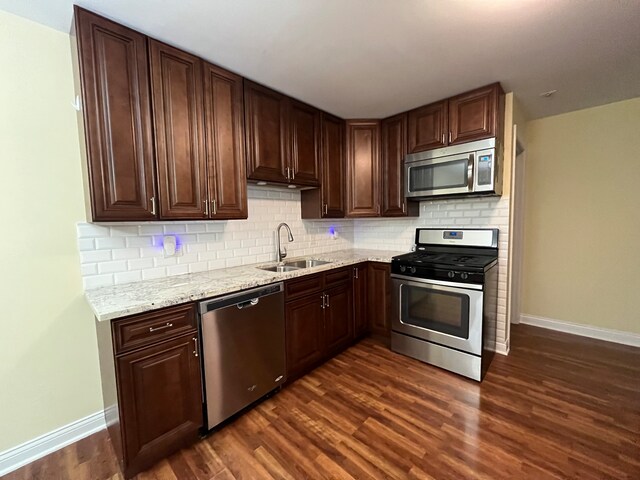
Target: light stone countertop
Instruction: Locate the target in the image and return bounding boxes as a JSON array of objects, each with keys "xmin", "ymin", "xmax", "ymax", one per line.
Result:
[{"xmin": 85, "ymin": 249, "xmax": 403, "ymax": 321}]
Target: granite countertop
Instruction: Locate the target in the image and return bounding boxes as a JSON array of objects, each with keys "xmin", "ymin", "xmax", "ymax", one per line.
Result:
[{"xmin": 85, "ymin": 248, "xmax": 402, "ymax": 322}]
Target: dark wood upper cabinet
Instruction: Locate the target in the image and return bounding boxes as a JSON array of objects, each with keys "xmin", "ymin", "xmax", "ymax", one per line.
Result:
[
  {"xmin": 73, "ymin": 7, "xmax": 156, "ymax": 221},
  {"xmin": 289, "ymin": 99, "xmax": 321, "ymax": 186},
  {"xmin": 449, "ymin": 83, "xmax": 503, "ymax": 145},
  {"xmin": 301, "ymin": 113, "xmax": 345, "ymax": 219},
  {"xmin": 407, "ymin": 101, "xmax": 448, "ymax": 153},
  {"xmin": 149, "ymin": 40, "xmax": 207, "ymax": 219},
  {"xmin": 346, "ymin": 120, "xmax": 380, "ymax": 217},
  {"xmin": 381, "ymin": 113, "xmax": 418, "ymax": 217},
  {"xmin": 244, "ymin": 80, "xmax": 289, "ymax": 183},
  {"xmin": 203, "ymin": 63, "xmax": 248, "ymax": 219},
  {"xmin": 116, "ymin": 332, "xmax": 202, "ymax": 477}
]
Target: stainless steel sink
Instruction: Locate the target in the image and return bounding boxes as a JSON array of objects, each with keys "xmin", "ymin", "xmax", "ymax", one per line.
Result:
[
  {"xmin": 259, "ymin": 265, "xmax": 301, "ymax": 273},
  {"xmin": 257, "ymin": 258, "xmax": 332, "ymax": 273},
  {"xmin": 284, "ymin": 259, "xmax": 332, "ymax": 268}
]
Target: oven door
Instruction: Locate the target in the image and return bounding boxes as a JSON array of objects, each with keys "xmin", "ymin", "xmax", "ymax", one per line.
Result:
[
  {"xmin": 405, "ymin": 152, "xmax": 475, "ymax": 198},
  {"xmin": 391, "ymin": 275, "xmax": 484, "ymax": 355}
]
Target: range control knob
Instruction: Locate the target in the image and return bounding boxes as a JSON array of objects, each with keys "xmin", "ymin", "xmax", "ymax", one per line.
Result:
[
  {"xmin": 447, "ymin": 271, "xmax": 455, "ymax": 279},
  {"xmin": 460, "ymin": 272, "xmax": 469, "ymax": 280},
  {"xmin": 409, "ymin": 266, "xmax": 417, "ymax": 274},
  {"xmin": 399, "ymin": 265, "xmax": 406, "ymax": 273}
]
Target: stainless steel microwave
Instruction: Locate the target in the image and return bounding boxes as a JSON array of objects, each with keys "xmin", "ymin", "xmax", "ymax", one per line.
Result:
[{"xmin": 404, "ymin": 138, "xmax": 502, "ymax": 199}]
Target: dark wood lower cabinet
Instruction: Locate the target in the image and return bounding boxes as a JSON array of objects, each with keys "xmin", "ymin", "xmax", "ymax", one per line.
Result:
[
  {"xmin": 367, "ymin": 262, "xmax": 392, "ymax": 338},
  {"xmin": 285, "ymin": 293, "xmax": 326, "ymax": 380},
  {"xmin": 352, "ymin": 263, "xmax": 368, "ymax": 338},
  {"xmin": 96, "ymin": 305, "xmax": 203, "ymax": 479},
  {"xmin": 324, "ymin": 283, "xmax": 353, "ymax": 356},
  {"xmin": 284, "ymin": 268, "xmax": 355, "ymax": 380}
]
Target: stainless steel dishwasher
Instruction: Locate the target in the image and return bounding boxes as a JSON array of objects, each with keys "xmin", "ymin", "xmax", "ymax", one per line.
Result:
[{"xmin": 198, "ymin": 282, "xmax": 286, "ymax": 430}]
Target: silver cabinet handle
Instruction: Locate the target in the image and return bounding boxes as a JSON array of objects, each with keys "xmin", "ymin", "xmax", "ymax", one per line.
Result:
[
  {"xmin": 204, "ymin": 199, "xmax": 209, "ymax": 216},
  {"xmin": 149, "ymin": 322, "xmax": 173, "ymax": 333},
  {"xmin": 320, "ymin": 294, "xmax": 325, "ymax": 309},
  {"xmin": 354, "ymin": 267, "xmax": 359, "ymax": 279},
  {"xmin": 323, "ymin": 204, "xmax": 328, "ymax": 216},
  {"xmin": 402, "ymin": 202, "xmax": 406, "ymax": 213},
  {"xmin": 449, "ymin": 131, "xmax": 452, "ymax": 143},
  {"xmin": 441, "ymin": 133, "xmax": 445, "ymax": 145},
  {"xmin": 291, "ymin": 167, "xmax": 295, "ymax": 180},
  {"xmin": 285, "ymin": 167, "xmax": 290, "ymax": 181},
  {"xmin": 325, "ymin": 293, "xmax": 330, "ymax": 308},
  {"xmin": 150, "ymin": 196, "xmax": 156, "ymax": 215},
  {"xmin": 192, "ymin": 337, "xmax": 199, "ymax": 357},
  {"xmin": 212, "ymin": 199, "xmax": 217, "ymax": 215}
]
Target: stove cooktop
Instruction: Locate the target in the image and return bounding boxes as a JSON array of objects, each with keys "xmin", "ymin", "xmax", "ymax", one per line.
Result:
[{"xmin": 393, "ymin": 251, "xmax": 497, "ymax": 270}]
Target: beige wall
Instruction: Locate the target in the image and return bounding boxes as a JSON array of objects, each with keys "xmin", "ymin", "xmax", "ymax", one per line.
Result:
[
  {"xmin": 522, "ymin": 97, "xmax": 640, "ymax": 334},
  {"xmin": 0, "ymin": 11, "xmax": 103, "ymax": 451}
]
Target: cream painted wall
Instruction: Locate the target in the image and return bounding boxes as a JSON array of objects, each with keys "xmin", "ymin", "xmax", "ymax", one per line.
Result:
[
  {"xmin": 0, "ymin": 11, "xmax": 103, "ymax": 452},
  {"xmin": 522, "ymin": 97, "xmax": 640, "ymax": 334}
]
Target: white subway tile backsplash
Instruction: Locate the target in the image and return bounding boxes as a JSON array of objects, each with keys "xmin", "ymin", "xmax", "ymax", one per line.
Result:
[
  {"xmin": 97, "ymin": 260, "xmax": 127, "ymax": 274},
  {"xmin": 80, "ymin": 250, "xmax": 111, "ymax": 264},
  {"xmin": 77, "ymin": 188, "xmax": 510, "ymax": 343}
]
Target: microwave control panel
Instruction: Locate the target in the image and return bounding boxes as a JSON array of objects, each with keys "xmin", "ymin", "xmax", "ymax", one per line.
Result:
[{"xmin": 477, "ymin": 153, "xmax": 493, "ymax": 186}]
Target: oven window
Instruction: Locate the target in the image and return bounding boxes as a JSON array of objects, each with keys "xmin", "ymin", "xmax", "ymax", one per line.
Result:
[
  {"xmin": 409, "ymin": 159, "xmax": 468, "ymax": 192},
  {"xmin": 401, "ymin": 285, "xmax": 470, "ymax": 338}
]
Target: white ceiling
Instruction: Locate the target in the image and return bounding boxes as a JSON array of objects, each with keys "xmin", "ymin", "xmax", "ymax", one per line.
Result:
[{"xmin": 2, "ymin": 0, "xmax": 640, "ymax": 120}]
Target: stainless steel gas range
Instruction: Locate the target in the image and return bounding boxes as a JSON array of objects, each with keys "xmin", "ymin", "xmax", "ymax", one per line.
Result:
[{"xmin": 390, "ymin": 228, "xmax": 499, "ymax": 381}]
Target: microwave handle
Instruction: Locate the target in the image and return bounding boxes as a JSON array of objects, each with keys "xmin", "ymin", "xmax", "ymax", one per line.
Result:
[{"xmin": 467, "ymin": 153, "xmax": 475, "ymax": 190}]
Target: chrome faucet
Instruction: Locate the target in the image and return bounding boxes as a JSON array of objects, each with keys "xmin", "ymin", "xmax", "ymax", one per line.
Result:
[{"xmin": 276, "ymin": 223, "xmax": 294, "ymax": 263}]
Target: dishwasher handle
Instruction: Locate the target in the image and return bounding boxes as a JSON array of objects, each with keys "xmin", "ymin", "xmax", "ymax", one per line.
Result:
[
  {"xmin": 199, "ymin": 282, "xmax": 283, "ymax": 314},
  {"xmin": 237, "ymin": 298, "xmax": 259, "ymax": 309}
]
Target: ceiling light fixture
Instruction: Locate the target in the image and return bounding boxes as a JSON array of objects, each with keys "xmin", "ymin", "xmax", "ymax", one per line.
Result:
[{"xmin": 539, "ymin": 89, "xmax": 557, "ymax": 97}]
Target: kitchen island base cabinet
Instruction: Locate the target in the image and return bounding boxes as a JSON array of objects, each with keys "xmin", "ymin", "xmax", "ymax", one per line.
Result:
[{"xmin": 95, "ymin": 304, "xmax": 203, "ymax": 479}]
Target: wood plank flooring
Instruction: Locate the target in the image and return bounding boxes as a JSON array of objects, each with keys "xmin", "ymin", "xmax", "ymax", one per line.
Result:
[{"xmin": 4, "ymin": 324, "xmax": 640, "ymax": 479}]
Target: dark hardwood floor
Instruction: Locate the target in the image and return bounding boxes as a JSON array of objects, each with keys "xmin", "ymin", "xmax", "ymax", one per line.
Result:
[{"xmin": 5, "ymin": 324, "xmax": 639, "ymax": 480}]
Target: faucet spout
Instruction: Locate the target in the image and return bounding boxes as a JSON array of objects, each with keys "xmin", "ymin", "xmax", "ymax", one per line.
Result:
[{"xmin": 276, "ymin": 223, "xmax": 294, "ymax": 263}]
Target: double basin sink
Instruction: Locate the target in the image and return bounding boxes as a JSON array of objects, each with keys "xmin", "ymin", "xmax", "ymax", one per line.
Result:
[{"xmin": 259, "ymin": 259, "xmax": 332, "ymax": 273}]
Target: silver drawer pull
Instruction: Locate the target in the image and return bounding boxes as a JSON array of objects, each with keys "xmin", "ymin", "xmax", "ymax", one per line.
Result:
[{"xmin": 149, "ymin": 322, "xmax": 173, "ymax": 333}]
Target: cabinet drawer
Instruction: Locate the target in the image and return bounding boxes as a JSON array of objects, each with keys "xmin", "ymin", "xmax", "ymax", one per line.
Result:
[
  {"xmin": 285, "ymin": 274, "xmax": 323, "ymax": 301},
  {"xmin": 113, "ymin": 303, "xmax": 197, "ymax": 354},
  {"xmin": 324, "ymin": 267, "xmax": 351, "ymax": 288}
]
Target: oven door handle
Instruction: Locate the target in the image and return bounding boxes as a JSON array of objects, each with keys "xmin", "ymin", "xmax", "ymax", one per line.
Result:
[{"xmin": 391, "ymin": 274, "xmax": 483, "ymax": 291}]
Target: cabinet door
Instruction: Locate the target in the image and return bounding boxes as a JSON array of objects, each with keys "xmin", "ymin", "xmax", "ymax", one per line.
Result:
[
  {"xmin": 407, "ymin": 101, "xmax": 448, "ymax": 153},
  {"xmin": 353, "ymin": 264, "xmax": 368, "ymax": 338},
  {"xmin": 448, "ymin": 83, "xmax": 501, "ymax": 145},
  {"xmin": 289, "ymin": 99, "xmax": 321, "ymax": 186},
  {"xmin": 367, "ymin": 263, "xmax": 391, "ymax": 338},
  {"xmin": 74, "ymin": 7, "xmax": 156, "ymax": 221},
  {"xmin": 324, "ymin": 283, "xmax": 353, "ymax": 356},
  {"xmin": 149, "ymin": 40, "xmax": 207, "ymax": 219},
  {"xmin": 321, "ymin": 114, "xmax": 346, "ymax": 217},
  {"xmin": 346, "ymin": 120, "xmax": 380, "ymax": 217},
  {"xmin": 203, "ymin": 62, "xmax": 248, "ymax": 219},
  {"xmin": 244, "ymin": 81, "xmax": 289, "ymax": 183},
  {"xmin": 285, "ymin": 293, "xmax": 325, "ymax": 379},
  {"xmin": 381, "ymin": 113, "xmax": 409, "ymax": 217},
  {"xmin": 117, "ymin": 333, "xmax": 202, "ymax": 476}
]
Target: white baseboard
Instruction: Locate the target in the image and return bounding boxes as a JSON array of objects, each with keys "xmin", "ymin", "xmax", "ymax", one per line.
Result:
[
  {"xmin": 520, "ymin": 314, "xmax": 640, "ymax": 348},
  {"xmin": 493, "ymin": 340, "xmax": 510, "ymax": 356},
  {"xmin": 0, "ymin": 410, "xmax": 106, "ymax": 476}
]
